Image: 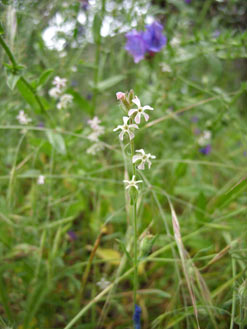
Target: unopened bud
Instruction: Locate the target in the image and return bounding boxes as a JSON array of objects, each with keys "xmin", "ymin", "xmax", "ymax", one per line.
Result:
[{"xmin": 116, "ymin": 91, "xmax": 126, "ymax": 100}]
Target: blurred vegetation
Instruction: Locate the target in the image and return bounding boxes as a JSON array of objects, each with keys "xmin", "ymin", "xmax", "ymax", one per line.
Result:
[{"xmin": 0, "ymin": 0, "xmax": 247, "ymax": 328}]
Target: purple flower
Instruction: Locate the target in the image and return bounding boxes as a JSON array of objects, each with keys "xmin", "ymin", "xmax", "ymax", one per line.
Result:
[
  {"xmin": 142, "ymin": 22, "xmax": 167, "ymax": 53},
  {"xmin": 67, "ymin": 231, "xmax": 77, "ymax": 241},
  {"xmin": 125, "ymin": 22, "xmax": 166, "ymax": 63},
  {"xmin": 184, "ymin": 0, "xmax": 191, "ymax": 3},
  {"xmin": 133, "ymin": 304, "xmax": 141, "ymax": 329},
  {"xmin": 191, "ymin": 116, "xmax": 199, "ymax": 123},
  {"xmin": 212, "ymin": 30, "xmax": 221, "ymax": 38},
  {"xmin": 80, "ymin": 0, "xmax": 89, "ymax": 11},
  {"xmin": 125, "ymin": 30, "xmax": 147, "ymax": 63},
  {"xmin": 243, "ymin": 151, "xmax": 247, "ymax": 157},
  {"xmin": 199, "ymin": 144, "xmax": 211, "ymax": 155},
  {"xmin": 194, "ymin": 128, "xmax": 201, "ymax": 135}
]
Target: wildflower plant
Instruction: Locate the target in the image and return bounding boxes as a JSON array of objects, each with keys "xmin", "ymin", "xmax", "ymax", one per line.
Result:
[{"xmin": 114, "ymin": 90, "xmax": 156, "ymax": 328}]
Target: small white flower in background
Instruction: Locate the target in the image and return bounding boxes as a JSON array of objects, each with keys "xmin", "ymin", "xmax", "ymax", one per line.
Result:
[
  {"xmin": 37, "ymin": 175, "xmax": 45, "ymax": 185},
  {"xmin": 16, "ymin": 110, "xmax": 32, "ymax": 125},
  {"xmin": 87, "ymin": 116, "xmax": 102, "ymax": 130},
  {"xmin": 87, "ymin": 116, "xmax": 105, "ymax": 154},
  {"xmin": 161, "ymin": 63, "xmax": 172, "ymax": 73},
  {"xmin": 116, "ymin": 91, "xmax": 125, "ymax": 100},
  {"xmin": 86, "ymin": 142, "xmax": 104, "ymax": 155},
  {"xmin": 170, "ymin": 36, "xmax": 180, "ymax": 47},
  {"xmin": 87, "ymin": 129, "xmax": 104, "ymax": 142},
  {"xmin": 132, "ymin": 149, "xmax": 156, "ymax": 170},
  {"xmin": 97, "ymin": 277, "xmax": 110, "ymax": 290},
  {"xmin": 123, "ymin": 175, "xmax": 143, "ymax": 190},
  {"xmin": 198, "ymin": 130, "xmax": 211, "ymax": 146},
  {"xmin": 57, "ymin": 94, "xmax": 73, "ymax": 110},
  {"xmin": 128, "ymin": 96, "xmax": 153, "ymax": 124},
  {"xmin": 52, "ymin": 76, "xmax": 67, "ymax": 90},
  {"xmin": 113, "ymin": 116, "xmax": 138, "ymax": 141},
  {"xmin": 49, "ymin": 87, "xmax": 61, "ymax": 99}
]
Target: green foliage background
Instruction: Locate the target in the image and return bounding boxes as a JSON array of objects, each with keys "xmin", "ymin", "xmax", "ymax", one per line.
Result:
[{"xmin": 0, "ymin": 0, "xmax": 247, "ymax": 328}]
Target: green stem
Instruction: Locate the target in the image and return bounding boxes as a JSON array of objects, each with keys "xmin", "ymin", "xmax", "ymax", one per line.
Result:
[
  {"xmin": 0, "ymin": 34, "xmax": 17, "ymax": 67},
  {"xmin": 230, "ymin": 258, "xmax": 236, "ymax": 329},
  {"xmin": 133, "ymin": 200, "xmax": 138, "ymax": 311},
  {"xmin": 130, "ymin": 135, "xmax": 138, "ymax": 320},
  {"xmin": 92, "ymin": 0, "xmax": 106, "ymax": 116},
  {"xmin": 0, "ymin": 34, "xmax": 52, "ymax": 120}
]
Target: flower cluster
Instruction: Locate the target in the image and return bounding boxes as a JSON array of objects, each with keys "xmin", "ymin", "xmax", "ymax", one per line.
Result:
[
  {"xmin": 86, "ymin": 116, "xmax": 105, "ymax": 155},
  {"xmin": 16, "ymin": 110, "xmax": 32, "ymax": 125},
  {"xmin": 49, "ymin": 76, "xmax": 73, "ymax": 110},
  {"xmin": 125, "ymin": 22, "xmax": 167, "ymax": 63},
  {"xmin": 37, "ymin": 175, "xmax": 45, "ymax": 185},
  {"xmin": 197, "ymin": 130, "xmax": 212, "ymax": 155},
  {"xmin": 113, "ymin": 91, "xmax": 156, "ymax": 190}
]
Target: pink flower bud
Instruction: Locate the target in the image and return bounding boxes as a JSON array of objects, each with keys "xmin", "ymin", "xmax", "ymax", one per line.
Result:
[{"xmin": 116, "ymin": 92, "xmax": 125, "ymax": 100}]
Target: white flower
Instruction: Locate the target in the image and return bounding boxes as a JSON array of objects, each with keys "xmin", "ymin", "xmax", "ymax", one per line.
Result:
[
  {"xmin": 87, "ymin": 116, "xmax": 104, "ymax": 142},
  {"xmin": 52, "ymin": 76, "xmax": 67, "ymax": 90},
  {"xmin": 113, "ymin": 116, "xmax": 138, "ymax": 141},
  {"xmin": 87, "ymin": 142, "xmax": 104, "ymax": 155},
  {"xmin": 57, "ymin": 94, "xmax": 73, "ymax": 110},
  {"xmin": 87, "ymin": 129, "xmax": 104, "ymax": 142},
  {"xmin": 128, "ymin": 96, "xmax": 153, "ymax": 124},
  {"xmin": 37, "ymin": 175, "xmax": 45, "ymax": 185},
  {"xmin": 132, "ymin": 149, "xmax": 156, "ymax": 170},
  {"xmin": 123, "ymin": 175, "xmax": 143, "ymax": 190},
  {"xmin": 49, "ymin": 87, "xmax": 61, "ymax": 99},
  {"xmin": 16, "ymin": 110, "xmax": 32, "ymax": 125},
  {"xmin": 161, "ymin": 63, "xmax": 172, "ymax": 73},
  {"xmin": 97, "ymin": 277, "xmax": 110, "ymax": 290},
  {"xmin": 198, "ymin": 130, "xmax": 211, "ymax": 146},
  {"xmin": 87, "ymin": 116, "xmax": 101, "ymax": 130}
]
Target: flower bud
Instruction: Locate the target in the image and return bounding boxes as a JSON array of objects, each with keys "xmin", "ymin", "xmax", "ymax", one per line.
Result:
[{"xmin": 116, "ymin": 92, "xmax": 125, "ymax": 100}]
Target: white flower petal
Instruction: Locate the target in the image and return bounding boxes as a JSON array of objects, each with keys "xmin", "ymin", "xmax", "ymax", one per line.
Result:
[
  {"xmin": 135, "ymin": 113, "xmax": 141, "ymax": 124},
  {"xmin": 132, "ymin": 155, "xmax": 142, "ymax": 163},
  {"xmin": 136, "ymin": 149, "xmax": 145, "ymax": 154},
  {"xmin": 143, "ymin": 105, "xmax": 153, "ymax": 111},
  {"xmin": 128, "ymin": 108, "xmax": 137, "ymax": 116},
  {"xmin": 143, "ymin": 112, "xmax": 149, "ymax": 121},
  {"xmin": 113, "ymin": 125, "xmax": 122, "ymax": 131},
  {"xmin": 138, "ymin": 162, "xmax": 145, "ymax": 170},
  {"xmin": 132, "ymin": 96, "xmax": 141, "ymax": 108},
  {"xmin": 147, "ymin": 159, "xmax": 152, "ymax": 168},
  {"xmin": 123, "ymin": 116, "xmax": 129, "ymax": 125},
  {"xmin": 119, "ymin": 131, "xmax": 125, "ymax": 140},
  {"xmin": 128, "ymin": 131, "xmax": 135, "ymax": 140},
  {"xmin": 129, "ymin": 124, "xmax": 139, "ymax": 129}
]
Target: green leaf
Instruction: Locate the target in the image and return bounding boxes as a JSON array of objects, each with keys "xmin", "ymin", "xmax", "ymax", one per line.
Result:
[
  {"xmin": 96, "ymin": 75, "xmax": 125, "ymax": 92},
  {"xmin": 16, "ymin": 78, "xmax": 40, "ymax": 112},
  {"xmin": 92, "ymin": 13, "xmax": 102, "ymax": 44},
  {"xmin": 0, "ymin": 22, "xmax": 4, "ymax": 34},
  {"xmin": 46, "ymin": 130, "xmax": 67, "ymax": 155},
  {"xmin": 68, "ymin": 89, "xmax": 93, "ymax": 114},
  {"xmin": 209, "ymin": 177, "xmax": 247, "ymax": 212},
  {"xmin": 36, "ymin": 69, "xmax": 54, "ymax": 88},
  {"xmin": 116, "ymin": 239, "xmax": 132, "ymax": 262},
  {"xmin": 7, "ymin": 72, "xmax": 20, "ymax": 90}
]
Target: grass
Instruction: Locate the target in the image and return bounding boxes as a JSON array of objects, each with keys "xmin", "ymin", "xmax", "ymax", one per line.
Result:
[{"xmin": 0, "ymin": 0, "xmax": 247, "ymax": 328}]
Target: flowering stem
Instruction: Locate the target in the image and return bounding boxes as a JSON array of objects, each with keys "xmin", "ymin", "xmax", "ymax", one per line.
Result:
[{"xmin": 130, "ymin": 137, "xmax": 138, "ymax": 321}]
